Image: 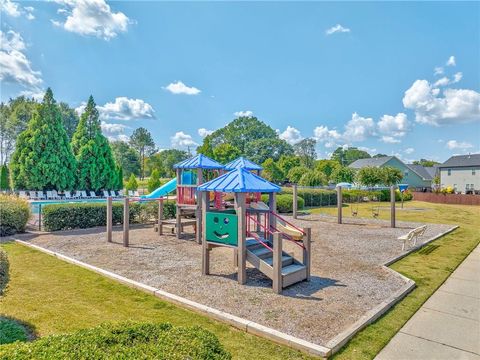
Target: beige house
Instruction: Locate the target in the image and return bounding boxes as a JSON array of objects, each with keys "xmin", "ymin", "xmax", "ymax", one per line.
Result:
[{"xmin": 438, "ymin": 154, "xmax": 480, "ymax": 194}]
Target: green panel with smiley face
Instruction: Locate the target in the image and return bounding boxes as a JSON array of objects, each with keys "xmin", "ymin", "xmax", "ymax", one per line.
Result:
[{"xmin": 205, "ymin": 210, "xmax": 238, "ymax": 246}]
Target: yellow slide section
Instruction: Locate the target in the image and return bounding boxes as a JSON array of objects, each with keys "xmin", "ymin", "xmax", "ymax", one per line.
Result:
[{"xmin": 276, "ymin": 222, "xmax": 304, "ymax": 241}]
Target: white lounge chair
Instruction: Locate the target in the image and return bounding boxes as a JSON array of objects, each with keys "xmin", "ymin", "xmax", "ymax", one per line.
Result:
[
  {"xmin": 118, "ymin": 190, "xmax": 124, "ymax": 197},
  {"xmin": 73, "ymin": 190, "xmax": 82, "ymax": 199},
  {"xmin": 128, "ymin": 190, "xmax": 134, "ymax": 197},
  {"xmin": 46, "ymin": 191, "xmax": 55, "ymax": 200},
  {"xmin": 110, "ymin": 190, "xmax": 120, "ymax": 198},
  {"xmin": 103, "ymin": 190, "xmax": 110, "ymax": 198},
  {"xmin": 64, "ymin": 191, "xmax": 73, "ymax": 200},
  {"xmin": 52, "ymin": 190, "xmax": 61, "ymax": 199},
  {"xmin": 19, "ymin": 191, "xmax": 29, "ymax": 199},
  {"xmin": 37, "ymin": 191, "xmax": 46, "ymax": 199},
  {"xmin": 81, "ymin": 190, "xmax": 88, "ymax": 198},
  {"xmin": 133, "ymin": 190, "xmax": 140, "ymax": 197},
  {"xmin": 89, "ymin": 191, "xmax": 98, "ymax": 198}
]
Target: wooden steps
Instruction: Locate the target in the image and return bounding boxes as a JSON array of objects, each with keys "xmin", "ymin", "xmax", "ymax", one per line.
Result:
[{"xmin": 246, "ymin": 238, "xmax": 307, "ymax": 290}]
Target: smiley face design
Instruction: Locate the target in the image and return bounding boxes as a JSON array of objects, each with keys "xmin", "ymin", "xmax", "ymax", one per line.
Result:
[{"xmin": 206, "ymin": 211, "xmax": 238, "ymax": 246}]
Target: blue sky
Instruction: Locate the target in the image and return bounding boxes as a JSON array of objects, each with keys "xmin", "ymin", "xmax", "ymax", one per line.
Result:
[{"xmin": 1, "ymin": 0, "xmax": 479, "ymax": 163}]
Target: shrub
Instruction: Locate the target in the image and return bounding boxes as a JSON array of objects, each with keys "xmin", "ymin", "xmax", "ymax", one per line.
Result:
[
  {"xmin": 0, "ymin": 322, "xmax": 231, "ymax": 360},
  {"xmin": 0, "ymin": 317, "xmax": 28, "ymax": 345},
  {"xmin": 298, "ymin": 170, "xmax": 327, "ymax": 186},
  {"xmin": 0, "ymin": 195, "xmax": 31, "ymax": 236},
  {"xmin": 0, "ymin": 165, "xmax": 9, "ymax": 191},
  {"xmin": 125, "ymin": 174, "xmax": 138, "ymax": 191},
  {"xmin": 281, "ymin": 187, "xmax": 337, "ymax": 207},
  {"xmin": 42, "ymin": 200, "xmax": 176, "ymax": 231},
  {"xmin": 147, "ymin": 169, "xmax": 161, "ymax": 193},
  {"xmin": 0, "ymin": 249, "xmax": 9, "ymax": 295},
  {"xmin": 260, "ymin": 194, "xmax": 304, "ymax": 213}
]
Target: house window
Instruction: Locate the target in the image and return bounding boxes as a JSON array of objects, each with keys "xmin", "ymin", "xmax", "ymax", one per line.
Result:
[
  {"xmin": 473, "ymin": 169, "xmax": 476, "ymax": 175},
  {"xmin": 404, "ymin": 170, "xmax": 409, "ymax": 177},
  {"xmin": 448, "ymin": 169, "xmax": 451, "ymax": 176}
]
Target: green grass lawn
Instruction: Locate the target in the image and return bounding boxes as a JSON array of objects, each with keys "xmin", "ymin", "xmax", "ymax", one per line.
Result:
[
  {"xmin": 0, "ymin": 242, "xmax": 313, "ymax": 360},
  {"xmin": 317, "ymin": 201, "xmax": 479, "ymax": 359},
  {"xmin": 1, "ymin": 201, "xmax": 478, "ymax": 359}
]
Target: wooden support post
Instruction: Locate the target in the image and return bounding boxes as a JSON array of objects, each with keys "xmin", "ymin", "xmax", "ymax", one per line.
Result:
[
  {"xmin": 233, "ymin": 248, "xmax": 238, "ymax": 268},
  {"xmin": 106, "ymin": 196, "xmax": 112, "ymax": 242},
  {"xmin": 272, "ymin": 232, "xmax": 282, "ymax": 294},
  {"xmin": 293, "ymin": 184, "xmax": 298, "ymax": 219},
  {"xmin": 201, "ymin": 191, "xmax": 210, "ymax": 275},
  {"xmin": 123, "ymin": 196, "xmax": 129, "ymax": 247},
  {"xmin": 390, "ymin": 185, "xmax": 396, "ymax": 228},
  {"xmin": 268, "ymin": 193, "xmax": 277, "ymax": 240},
  {"xmin": 176, "ymin": 168, "xmax": 181, "ymax": 239},
  {"xmin": 303, "ymin": 227, "xmax": 311, "ymax": 281},
  {"xmin": 235, "ymin": 193, "xmax": 247, "ymax": 284},
  {"xmin": 196, "ymin": 168, "xmax": 203, "ymax": 244},
  {"xmin": 337, "ymin": 186, "xmax": 343, "ymax": 224},
  {"xmin": 158, "ymin": 198, "xmax": 163, "ymax": 236}
]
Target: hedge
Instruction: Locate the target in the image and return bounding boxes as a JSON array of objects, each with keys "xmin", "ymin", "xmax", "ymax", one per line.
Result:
[
  {"xmin": 0, "ymin": 195, "xmax": 31, "ymax": 236},
  {"xmin": 0, "ymin": 249, "xmax": 8, "ymax": 295},
  {"xmin": 42, "ymin": 201, "xmax": 176, "ymax": 232},
  {"xmin": 280, "ymin": 187, "xmax": 411, "ymax": 207},
  {"xmin": 261, "ymin": 194, "xmax": 304, "ymax": 213},
  {"xmin": 0, "ymin": 317, "xmax": 29, "ymax": 345},
  {"xmin": 281, "ymin": 187, "xmax": 337, "ymax": 207},
  {"xmin": 0, "ymin": 322, "xmax": 231, "ymax": 360}
]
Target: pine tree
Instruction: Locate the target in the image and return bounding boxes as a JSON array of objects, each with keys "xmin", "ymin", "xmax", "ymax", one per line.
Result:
[
  {"xmin": 125, "ymin": 174, "xmax": 138, "ymax": 191},
  {"xmin": 0, "ymin": 165, "xmax": 9, "ymax": 190},
  {"xmin": 147, "ymin": 169, "xmax": 161, "ymax": 193},
  {"xmin": 115, "ymin": 165, "xmax": 123, "ymax": 191},
  {"xmin": 9, "ymin": 88, "xmax": 76, "ymax": 190},
  {"xmin": 72, "ymin": 96, "xmax": 117, "ymax": 191}
]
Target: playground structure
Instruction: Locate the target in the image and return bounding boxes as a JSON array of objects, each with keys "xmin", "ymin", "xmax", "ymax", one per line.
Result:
[
  {"xmin": 172, "ymin": 154, "xmax": 225, "ymax": 244},
  {"xmin": 105, "ymin": 154, "xmax": 311, "ymax": 293},
  {"xmin": 198, "ymin": 168, "xmax": 311, "ymax": 294}
]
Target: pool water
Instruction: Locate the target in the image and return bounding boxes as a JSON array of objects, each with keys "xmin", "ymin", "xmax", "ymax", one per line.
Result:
[{"xmin": 30, "ymin": 198, "xmax": 116, "ymax": 214}]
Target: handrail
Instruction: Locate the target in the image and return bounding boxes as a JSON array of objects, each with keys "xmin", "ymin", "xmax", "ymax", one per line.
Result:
[
  {"xmin": 246, "ymin": 212, "xmax": 305, "ymax": 249},
  {"xmin": 269, "ymin": 211, "xmax": 306, "ymax": 235},
  {"xmin": 246, "ymin": 229, "xmax": 273, "ymax": 251}
]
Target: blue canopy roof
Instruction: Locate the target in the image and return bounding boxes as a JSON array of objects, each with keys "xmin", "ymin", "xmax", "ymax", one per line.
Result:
[
  {"xmin": 224, "ymin": 157, "xmax": 263, "ymax": 171},
  {"xmin": 197, "ymin": 168, "xmax": 280, "ymax": 193},
  {"xmin": 174, "ymin": 154, "xmax": 224, "ymax": 170}
]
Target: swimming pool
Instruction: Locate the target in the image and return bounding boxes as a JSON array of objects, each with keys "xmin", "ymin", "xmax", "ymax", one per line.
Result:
[{"xmin": 30, "ymin": 198, "xmax": 118, "ymax": 214}]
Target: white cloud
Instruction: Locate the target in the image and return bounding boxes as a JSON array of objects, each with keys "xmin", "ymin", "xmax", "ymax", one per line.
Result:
[
  {"xmin": 446, "ymin": 140, "xmax": 473, "ymax": 150},
  {"xmin": 313, "ymin": 125, "xmax": 342, "ymax": 148},
  {"xmin": 101, "ymin": 121, "xmax": 128, "ymax": 134},
  {"xmin": 171, "ymin": 131, "xmax": 198, "ymax": 149},
  {"xmin": 377, "ymin": 113, "xmax": 409, "ymax": 139},
  {"xmin": 343, "ymin": 113, "xmax": 376, "ymax": 142},
  {"xmin": 19, "ymin": 88, "xmax": 45, "ymax": 100},
  {"xmin": 403, "ymin": 79, "xmax": 480, "ymax": 125},
  {"xmin": 234, "ymin": 110, "xmax": 254, "ymax": 117},
  {"xmin": 98, "ymin": 97, "xmax": 155, "ymax": 121},
  {"xmin": 0, "ymin": 30, "xmax": 43, "ymax": 87},
  {"xmin": 198, "ymin": 128, "xmax": 213, "ymax": 137},
  {"xmin": 164, "ymin": 81, "xmax": 201, "ymax": 95},
  {"xmin": 0, "ymin": 0, "xmax": 34, "ymax": 19},
  {"xmin": 358, "ymin": 146, "xmax": 377, "ymax": 155},
  {"xmin": 381, "ymin": 136, "xmax": 401, "ymax": 144},
  {"xmin": 404, "ymin": 147, "xmax": 415, "ymax": 154},
  {"xmin": 453, "ymin": 72, "xmax": 463, "ymax": 83},
  {"xmin": 108, "ymin": 134, "xmax": 129, "ymax": 142},
  {"xmin": 326, "ymin": 24, "xmax": 350, "ymax": 35},
  {"xmin": 278, "ymin": 126, "xmax": 303, "ymax": 145},
  {"xmin": 446, "ymin": 55, "xmax": 456, "ymax": 67},
  {"xmin": 433, "ymin": 77, "xmax": 450, "ymax": 87},
  {"xmin": 53, "ymin": 0, "xmax": 130, "ymax": 40},
  {"xmin": 434, "ymin": 66, "xmax": 444, "ymax": 76}
]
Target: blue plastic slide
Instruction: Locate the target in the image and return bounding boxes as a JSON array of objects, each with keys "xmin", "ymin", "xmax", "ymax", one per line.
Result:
[{"xmin": 142, "ymin": 178, "xmax": 177, "ymax": 199}]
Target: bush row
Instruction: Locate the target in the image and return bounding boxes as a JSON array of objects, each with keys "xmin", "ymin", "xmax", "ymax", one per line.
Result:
[
  {"xmin": 0, "ymin": 249, "xmax": 8, "ymax": 296},
  {"xmin": 260, "ymin": 194, "xmax": 304, "ymax": 213},
  {"xmin": 280, "ymin": 187, "xmax": 412, "ymax": 207},
  {"xmin": 0, "ymin": 195, "xmax": 31, "ymax": 236},
  {"xmin": 0, "ymin": 317, "xmax": 29, "ymax": 345},
  {"xmin": 0, "ymin": 322, "xmax": 231, "ymax": 359},
  {"xmin": 42, "ymin": 201, "xmax": 176, "ymax": 232}
]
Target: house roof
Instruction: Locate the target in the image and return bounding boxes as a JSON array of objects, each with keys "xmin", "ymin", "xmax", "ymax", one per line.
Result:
[
  {"xmin": 438, "ymin": 154, "xmax": 480, "ymax": 168},
  {"xmin": 224, "ymin": 157, "xmax": 262, "ymax": 171},
  {"xmin": 197, "ymin": 168, "xmax": 280, "ymax": 193},
  {"xmin": 349, "ymin": 156, "xmax": 393, "ymax": 169},
  {"xmin": 424, "ymin": 166, "xmax": 438, "ymax": 178},
  {"xmin": 173, "ymin": 154, "xmax": 224, "ymax": 170},
  {"xmin": 407, "ymin": 164, "xmax": 433, "ymax": 180}
]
